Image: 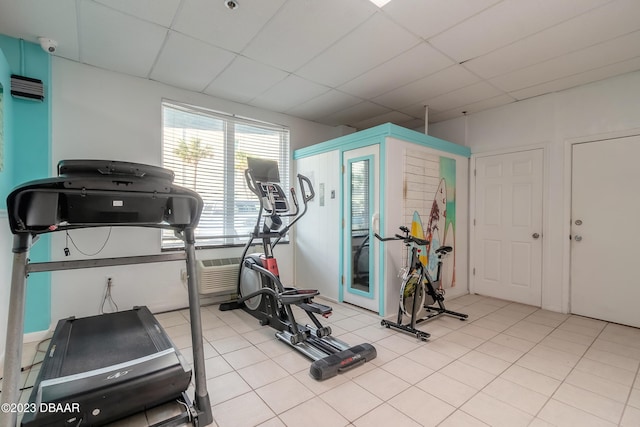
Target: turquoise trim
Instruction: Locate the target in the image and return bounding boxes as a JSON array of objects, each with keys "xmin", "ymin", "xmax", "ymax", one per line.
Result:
[
  {"xmin": 0, "ymin": 36, "xmax": 52, "ymax": 334},
  {"xmin": 338, "ymin": 141, "xmax": 383, "ymax": 306},
  {"xmin": 345, "ymin": 155, "xmax": 375, "ymax": 301},
  {"xmin": 338, "ymin": 153, "xmax": 344, "ymax": 303},
  {"xmin": 378, "ymin": 139, "xmax": 386, "ymax": 316},
  {"xmin": 294, "ymin": 123, "xmax": 470, "ymax": 160},
  {"xmin": 0, "ymin": 47, "xmax": 12, "ymax": 211}
]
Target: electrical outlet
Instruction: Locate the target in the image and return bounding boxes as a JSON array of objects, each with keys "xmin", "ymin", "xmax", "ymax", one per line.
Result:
[
  {"xmin": 106, "ymin": 276, "xmax": 114, "ymax": 286},
  {"xmin": 180, "ymin": 270, "xmax": 187, "ymax": 282}
]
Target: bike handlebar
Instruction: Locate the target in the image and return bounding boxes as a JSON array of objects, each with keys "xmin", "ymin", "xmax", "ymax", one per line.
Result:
[{"xmin": 374, "ymin": 231, "xmax": 428, "ymax": 247}]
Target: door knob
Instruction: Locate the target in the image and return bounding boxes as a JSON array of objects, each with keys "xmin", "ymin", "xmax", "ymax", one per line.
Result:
[
  {"xmin": 532, "ymin": 233, "xmax": 540, "ymax": 239},
  {"xmin": 574, "ymin": 235, "xmax": 582, "ymax": 242}
]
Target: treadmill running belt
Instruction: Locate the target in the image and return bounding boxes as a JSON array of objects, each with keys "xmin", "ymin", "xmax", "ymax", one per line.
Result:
[
  {"xmin": 21, "ymin": 307, "xmax": 192, "ymax": 426},
  {"xmin": 59, "ymin": 310, "xmax": 159, "ymax": 375}
]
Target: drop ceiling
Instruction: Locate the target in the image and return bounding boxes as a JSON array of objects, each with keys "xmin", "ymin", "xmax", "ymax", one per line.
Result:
[{"xmin": 1, "ymin": 0, "xmax": 639, "ymax": 130}]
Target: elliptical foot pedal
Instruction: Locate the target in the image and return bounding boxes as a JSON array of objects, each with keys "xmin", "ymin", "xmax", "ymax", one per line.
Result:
[
  {"xmin": 298, "ymin": 302, "xmax": 332, "ymax": 316},
  {"xmin": 309, "ymin": 343, "xmax": 377, "ymax": 380}
]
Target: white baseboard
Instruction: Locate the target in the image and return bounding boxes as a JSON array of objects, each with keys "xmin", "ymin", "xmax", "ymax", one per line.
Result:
[{"xmin": 24, "ymin": 328, "xmax": 53, "ymax": 344}]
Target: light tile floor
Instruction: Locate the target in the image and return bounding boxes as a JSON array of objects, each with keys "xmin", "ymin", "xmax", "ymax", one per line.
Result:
[{"xmin": 7, "ymin": 294, "xmax": 640, "ymax": 426}]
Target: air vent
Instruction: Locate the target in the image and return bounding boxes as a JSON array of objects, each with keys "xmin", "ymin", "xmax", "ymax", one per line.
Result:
[
  {"xmin": 11, "ymin": 74, "xmax": 44, "ymax": 101},
  {"xmin": 197, "ymin": 257, "xmax": 241, "ymax": 294}
]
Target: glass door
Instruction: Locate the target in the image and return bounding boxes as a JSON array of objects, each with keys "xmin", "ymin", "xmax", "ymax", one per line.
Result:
[{"xmin": 342, "ymin": 145, "xmax": 379, "ymax": 313}]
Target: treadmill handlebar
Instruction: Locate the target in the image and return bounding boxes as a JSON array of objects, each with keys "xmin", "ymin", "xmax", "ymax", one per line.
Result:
[{"xmin": 6, "ymin": 160, "xmax": 203, "ymax": 235}]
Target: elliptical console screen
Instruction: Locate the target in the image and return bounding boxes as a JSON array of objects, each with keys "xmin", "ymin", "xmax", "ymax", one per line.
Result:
[{"xmin": 247, "ymin": 157, "xmax": 280, "ymax": 183}]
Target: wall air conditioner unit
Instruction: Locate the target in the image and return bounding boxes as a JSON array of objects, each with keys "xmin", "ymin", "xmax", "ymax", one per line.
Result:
[{"xmin": 197, "ymin": 257, "xmax": 241, "ymax": 295}]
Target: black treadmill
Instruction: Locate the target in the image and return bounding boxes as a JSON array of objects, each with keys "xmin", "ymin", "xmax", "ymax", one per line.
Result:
[{"xmin": 1, "ymin": 160, "xmax": 213, "ymax": 426}]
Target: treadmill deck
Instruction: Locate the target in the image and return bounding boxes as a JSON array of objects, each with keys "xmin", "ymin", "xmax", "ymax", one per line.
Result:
[{"xmin": 21, "ymin": 306, "xmax": 191, "ymax": 426}]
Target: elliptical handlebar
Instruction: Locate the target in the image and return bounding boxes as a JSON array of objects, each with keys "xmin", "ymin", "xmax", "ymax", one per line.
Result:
[
  {"xmin": 244, "ymin": 168, "xmax": 260, "ymax": 197},
  {"xmin": 297, "ymin": 174, "xmax": 315, "ymax": 203},
  {"xmin": 279, "ymin": 173, "xmax": 315, "ymax": 236}
]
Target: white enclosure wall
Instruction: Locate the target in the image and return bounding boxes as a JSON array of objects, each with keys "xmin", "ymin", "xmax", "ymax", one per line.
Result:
[
  {"xmin": 294, "ymin": 151, "xmax": 341, "ymax": 301},
  {"xmin": 49, "ymin": 58, "xmax": 345, "ymax": 323},
  {"xmin": 430, "ymin": 70, "xmax": 640, "ymax": 313}
]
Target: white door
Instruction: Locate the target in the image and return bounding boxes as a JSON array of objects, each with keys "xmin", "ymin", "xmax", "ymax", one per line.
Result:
[
  {"xmin": 342, "ymin": 145, "xmax": 380, "ymax": 313},
  {"xmin": 571, "ymin": 135, "xmax": 640, "ymax": 327},
  {"xmin": 474, "ymin": 149, "xmax": 543, "ymax": 305}
]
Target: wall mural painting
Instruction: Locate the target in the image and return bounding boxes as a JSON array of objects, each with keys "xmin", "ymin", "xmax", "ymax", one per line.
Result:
[{"xmin": 403, "ymin": 151, "xmax": 456, "ymax": 288}]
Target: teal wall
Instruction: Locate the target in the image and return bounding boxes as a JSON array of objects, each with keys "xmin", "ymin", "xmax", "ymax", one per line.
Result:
[
  {"xmin": 0, "ymin": 47, "xmax": 13, "ymax": 208},
  {"xmin": 0, "ymin": 35, "xmax": 51, "ymax": 334}
]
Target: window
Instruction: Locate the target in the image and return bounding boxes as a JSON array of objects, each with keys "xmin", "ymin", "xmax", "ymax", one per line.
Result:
[{"xmin": 162, "ymin": 101, "xmax": 290, "ymax": 248}]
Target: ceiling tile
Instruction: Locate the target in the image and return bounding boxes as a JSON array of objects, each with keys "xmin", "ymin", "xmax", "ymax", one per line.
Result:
[
  {"xmin": 3, "ymin": 0, "xmax": 640, "ymax": 130},
  {"xmin": 173, "ymin": 0, "xmax": 285, "ymax": 53},
  {"xmin": 285, "ymin": 90, "xmax": 362, "ymax": 121},
  {"xmin": 79, "ymin": 1, "xmax": 167, "ymax": 77},
  {"xmin": 373, "ymin": 65, "xmax": 480, "ymax": 109},
  {"xmin": 429, "ymin": 94, "xmax": 514, "ymax": 122},
  {"xmin": 321, "ymin": 101, "xmax": 391, "ymax": 127},
  {"xmin": 204, "ymin": 56, "xmax": 288, "ymax": 104},
  {"xmin": 490, "ymin": 30, "xmax": 640, "ymax": 92},
  {"xmin": 429, "ymin": 0, "xmax": 611, "ymax": 62},
  {"xmin": 464, "ymin": 0, "xmax": 640, "ymax": 78},
  {"xmin": 94, "ymin": 0, "xmax": 181, "ymax": 27},
  {"xmin": 0, "ymin": 0, "xmax": 79, "ymax": 60},
  {"xmin": 339, "ymin": 42, "xmax": 454, "ymax": 98},
  {"xmin": 424, "ymin": 82, "xmax": 505, "ymax": 113},
  {"xmin": 509, "ymin": 56, "xmax": 640, "ymax": 100},
  {"xmin": 399, "ymin": 103, "xmax": 433, "ymax": 119},
  {"xmin": 242, "ymin": 0, "xmax": 376, "ymax": 73},
  {"xmin": 296, "ymin": 12, "xmax": 421, "ymax": 87},
  {"xmin": 351, "ymin": 110, "xmax": 415, "ymax": 131},
  {"xmin": 150, "ymin": 31, "xmax": 236, "ymax": 92},
  {"xmin": 396, "ymin": 118, "xmax": 426, "ymax": 131},
  {"xmin": 382, "ymin": 0, "xmax": 501, "ymax": 39},
  {"xmin": 249, "ymin": 75, "xmax": 330, "ymax": 113}
]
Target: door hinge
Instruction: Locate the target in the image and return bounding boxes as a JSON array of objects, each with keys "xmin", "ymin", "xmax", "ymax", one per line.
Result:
[
  {"xmin": 342, "ymin": 165, "xmax": 345, "ymax": 174},
  {"xmin": 473, "ymin": 268, "xmax": 476, "ymax": 276},
  {"xmin": 474, "ymin": 169, "xmax": 477, "ymax": 177},
  {"xmin": 341, "ymin": 276, "xmax": 345, "ymax": 285},
  {"xmin": 473, "ymin": 219, "xmax": 476, "ymax": 226}
]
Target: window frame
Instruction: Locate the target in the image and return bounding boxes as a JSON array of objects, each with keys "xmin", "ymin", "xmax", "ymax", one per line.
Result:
[{"xmin": 161, "ymin": 100, "xmax": 290, "ymax": 249}]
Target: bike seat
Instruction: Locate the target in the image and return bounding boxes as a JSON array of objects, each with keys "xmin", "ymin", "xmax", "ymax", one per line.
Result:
[{"xmin": 435, "ymin": 246, "xmax": 453, "ymax": 255}]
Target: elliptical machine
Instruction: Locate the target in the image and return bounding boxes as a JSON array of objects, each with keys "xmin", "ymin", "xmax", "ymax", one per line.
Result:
[{"xmin": 220, "ymin": 157, "xmax": 376, "ymax": 380}]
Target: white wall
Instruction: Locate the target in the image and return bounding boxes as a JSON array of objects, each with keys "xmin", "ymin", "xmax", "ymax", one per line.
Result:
[
  {"xmin": 294, "ymin": 150, "xmax": 341, "ymax": 301},
  {"xmin": 49, "ymin": 58, "xmax": 345, "ymax": 323},
  {"xmin": 430, "ymin": 70, "xmax": 640, "ymax": 313}
]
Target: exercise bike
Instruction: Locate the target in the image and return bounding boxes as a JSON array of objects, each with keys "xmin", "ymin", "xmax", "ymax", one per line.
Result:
[
  {"xmin": 220, "ymin": 157, "xmax": 376, "ymax": 380},
  {"xmin": 375, "ymin": 226, "xmax": 468, "ymax": 341}
]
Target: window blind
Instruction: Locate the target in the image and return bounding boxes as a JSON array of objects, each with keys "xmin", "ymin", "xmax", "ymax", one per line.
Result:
[{"xmin": 162, "ymin": 101, "xmax": 290, "ymax": 248}]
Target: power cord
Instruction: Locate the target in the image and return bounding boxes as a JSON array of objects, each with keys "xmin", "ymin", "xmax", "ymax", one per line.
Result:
[
  {"xmin": 64, "ymin": 227, "xmax": 112, "ymax": 257},
  {"xmin": 100, "ymin": 277, "xmax": 119, "ymax": 314}
]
